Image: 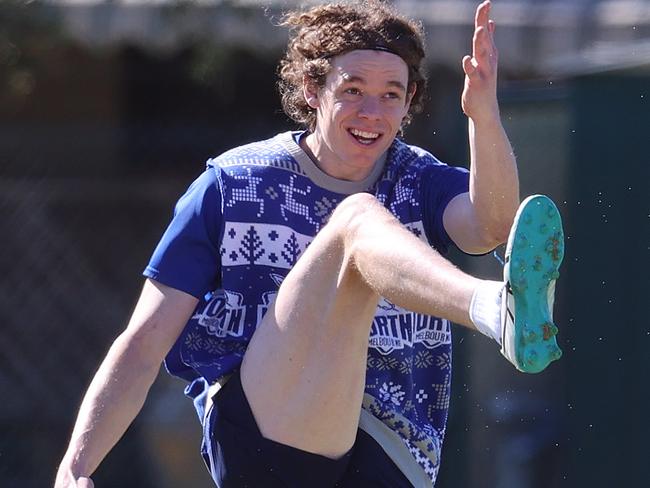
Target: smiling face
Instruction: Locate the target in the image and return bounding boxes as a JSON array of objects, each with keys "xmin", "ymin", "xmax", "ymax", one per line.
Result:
[{"xmin": 302, "ymin": 49, "xmax": 414, "ymax": 181}]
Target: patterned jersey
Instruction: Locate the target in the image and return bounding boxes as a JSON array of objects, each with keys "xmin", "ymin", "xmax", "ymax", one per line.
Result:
[{"xmin": 144, "ymin": 131, "xmax": 469, "ymax": 486}]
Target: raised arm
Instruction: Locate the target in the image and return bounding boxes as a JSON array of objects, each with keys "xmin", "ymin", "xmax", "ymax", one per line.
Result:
[
  {"xmin": 54, "ymin": 279, "xmax": 198, "ymax": 488},
  {"xmin": 443, "ymin": 0, "xmax": 520, "ymax": 254}
]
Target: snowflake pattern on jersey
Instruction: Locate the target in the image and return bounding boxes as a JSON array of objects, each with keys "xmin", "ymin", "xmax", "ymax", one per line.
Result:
[
  {"xmin": 163, "ymin": 131, "xmax": 468, "ymax": 486},
  {"xmin": 379, "ymin": 381, "xmax": 406, "ymax": 406}
]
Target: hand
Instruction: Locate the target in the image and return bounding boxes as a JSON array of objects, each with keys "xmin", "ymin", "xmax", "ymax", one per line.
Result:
[{"xmin": 461, "ymin": 1, "xmax": 500, "ymax": 123}]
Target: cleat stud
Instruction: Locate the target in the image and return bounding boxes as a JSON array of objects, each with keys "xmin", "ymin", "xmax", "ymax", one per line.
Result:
[
  {"xmin": 551, "ymin": 270, "xmax": 560, "ymax": 280},
  {"xmin": 525, "ymin": 349, "xmax": 538, "ymax": 366},
  {"xmin": 533, "ymin": 256, "xmax": 542, "ymax": 271},
  {"xmin": 539, "ymin": 223, "xmax": 548, "ymax": 234},
  {"xmin": 542, "ymin": 322, "xmax": 558, "ymax": 340},
  {"xmin": 524, "ymin": 327, "xmax": 537, "ymax": 343},
  {"xmin": 524, "ymin": 214, "xmax": 532, "ymax": 224},
  {"xmin": 547, "ymin": 345, "xmax": 563, "ymax": 361},
  {"xmin": 516, "ymin": 234, "xmax": 528, "ymax": 249}
]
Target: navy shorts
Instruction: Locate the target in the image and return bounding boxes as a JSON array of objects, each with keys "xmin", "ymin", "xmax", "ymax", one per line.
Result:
[{"xmin": 201, "ymin": 372, "xmax": 412, "ymax": 488}]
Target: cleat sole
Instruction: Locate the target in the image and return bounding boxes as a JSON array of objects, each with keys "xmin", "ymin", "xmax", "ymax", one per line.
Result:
[{"xmin": 503, "ymin": 195, "xmax": 565, "ymax": 373}]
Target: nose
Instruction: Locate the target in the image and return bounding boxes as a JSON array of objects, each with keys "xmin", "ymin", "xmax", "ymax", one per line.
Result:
[{"xmin": 358, "ymin": 96, "xmax": 382, "ymax": 121}]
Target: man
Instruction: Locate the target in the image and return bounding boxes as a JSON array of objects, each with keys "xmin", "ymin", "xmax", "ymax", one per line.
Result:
[{"xmin": 55, "ymin": 1, "xmax": 564, "ymax": 487}]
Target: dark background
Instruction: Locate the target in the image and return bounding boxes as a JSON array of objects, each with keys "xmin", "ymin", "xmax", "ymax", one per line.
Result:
[{"xmin": 1, "ymin": 1, "xmax": 648, "ymax": 487}]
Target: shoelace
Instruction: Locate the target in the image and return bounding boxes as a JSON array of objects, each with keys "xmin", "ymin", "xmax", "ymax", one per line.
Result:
[{"xmin": 492, "ymin": 249, "xmax": 505, "ymax": 266}]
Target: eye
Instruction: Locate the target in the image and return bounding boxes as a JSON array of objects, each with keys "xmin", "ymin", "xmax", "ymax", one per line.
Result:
[
  {"xmin": 383, "ymin": 91, "xmax": 402, "ymax": 100},
  {"xmin": 344, "ymin": 87, "xmax": 361, "ymax": 96}
]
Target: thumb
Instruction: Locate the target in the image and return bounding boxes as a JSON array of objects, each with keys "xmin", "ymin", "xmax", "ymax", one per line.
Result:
[
  {"xmin": 77, "ymin": 477, "xmax": 94, "ymax": 488},
  {"xmin": 462, "ymin": 55, "xmax": 478, "ymax": 77}
]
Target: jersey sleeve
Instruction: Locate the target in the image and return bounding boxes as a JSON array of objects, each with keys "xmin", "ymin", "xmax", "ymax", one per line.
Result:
[
  {"xmin": 420, "ymin": 161, "xmax": 470, "ymax": 253},
  {"xmin": 143, "ymin": 167, "xmax": 223, "ymax": 299}
]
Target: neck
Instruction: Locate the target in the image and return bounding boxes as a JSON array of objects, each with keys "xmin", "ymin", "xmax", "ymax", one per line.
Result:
[{"xmin": 301, "ymin": 132, "xmax": 374, "ymax": 182}]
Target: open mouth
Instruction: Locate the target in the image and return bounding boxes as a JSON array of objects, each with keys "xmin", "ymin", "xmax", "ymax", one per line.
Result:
[{"xmin": 348, "ymin": 128, "xmax": 382, "ymax": 146}]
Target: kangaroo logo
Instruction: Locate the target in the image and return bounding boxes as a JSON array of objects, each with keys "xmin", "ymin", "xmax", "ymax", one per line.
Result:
[{"xmin": 192, "ymin": 290, "xmax": 246, "ymax": 338}]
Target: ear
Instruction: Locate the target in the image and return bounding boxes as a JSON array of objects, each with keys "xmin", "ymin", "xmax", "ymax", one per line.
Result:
[{"xmin": 302, "ymin": 76, "xmax": 320, "ymax": 109}]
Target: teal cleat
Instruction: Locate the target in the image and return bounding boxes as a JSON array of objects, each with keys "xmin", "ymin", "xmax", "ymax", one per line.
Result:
[{"xmin": 501, "ymin": 195, "xmax": 565, "ymax": 373}]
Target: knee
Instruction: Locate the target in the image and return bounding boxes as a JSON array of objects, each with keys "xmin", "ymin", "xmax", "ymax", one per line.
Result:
[
  {"xmin": 329, "ymin": 192, "xmax": 378, "ymax": 226},
  {"xmin": 328, "ymin": 192, "xmax": 382, "ymax": 243}
]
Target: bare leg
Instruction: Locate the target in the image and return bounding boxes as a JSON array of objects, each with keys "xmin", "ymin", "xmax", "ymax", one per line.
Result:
[{"xmin": 240, "ymin": 193, "xmax": 482, "ymax": 459}]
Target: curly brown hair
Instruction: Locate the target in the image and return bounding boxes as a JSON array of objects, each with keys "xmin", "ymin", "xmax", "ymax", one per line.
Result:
[{"xmin": 278, "ymin": 0, "xmax": 427, "ymax": 131}]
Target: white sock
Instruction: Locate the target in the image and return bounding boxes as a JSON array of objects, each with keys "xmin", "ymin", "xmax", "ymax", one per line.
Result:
[{"xmin": 469, "ymin": 280, "xmax": 504, "ymax": 344}]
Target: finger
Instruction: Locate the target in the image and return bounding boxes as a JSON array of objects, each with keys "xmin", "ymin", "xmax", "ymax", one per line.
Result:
[
  {"xmin": 488, "ymin": 19, "xmax": 496, "ymax": 35},
  {"xmin": 475, "ymin": 0, "xmax": 491, "ymax": 30},
  {"xmin": 473, "ymin": 25, "xmax": 490, "ymax": 61}
]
